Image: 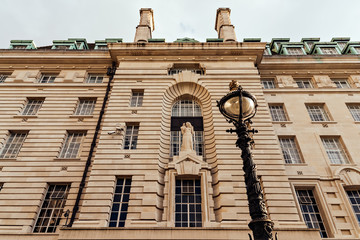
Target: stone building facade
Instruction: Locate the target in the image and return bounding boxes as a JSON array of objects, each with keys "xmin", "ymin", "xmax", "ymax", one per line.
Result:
[{"xmin": 0, "ymin": 7, "xmax": 359, "ymax": 240}]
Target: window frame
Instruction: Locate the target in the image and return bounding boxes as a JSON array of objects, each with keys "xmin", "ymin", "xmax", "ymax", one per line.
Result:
[
  {"xmin": 130, "ymin": 90, "xmax": 144, "ymax": 107},
  {"xmin": 0, "ymin": 131, "xmax": 28, "ymax": 159},
  {"xmin": 33, "ymin": 184, "xmax": 70, "ymax": 233},
  {"xmin": 295, "ymin": 78, "xmax": 314, "ymax": 89},
  {"xmin": 85, "ymin": 74, "xmax": 104, "ymax": 83},
  {"xmin": 73, "ymin": 98, "xmax": 96, "ymax": 116},
  {"xmin": 305, "ymin": 103, "xmax": 331, "ymax": 122},
  {"xmin": 0, "ymin": 74, "xmax": 9, "ymax": 83},
  {"xmin": 261, "ymin": 79, "xmax": 276, "ymax": 89},
  {"xmin": 278, "ymin": 136, "xmax": 303, "ymax": 164},
  {"xmin": 38, "ymin": 74, "xmax": 57, "ymax": 83},
  {"xmin": 109, "ymin": 177, "xmax": 132, "ymax": 227},
  {"xmin": 320, "ymin": 136, "xmax": 350, "ymax": 165},
  {"xmin": 268, "ymin": 104, "xmax": 289, "ymax": 122},
  {"xmin": 21, "ymin": 98, "xmax": 45, "ymax": 116},
  {"xmin": 331, "ymin": 78, "xmax": 351, "ymax": 89},
  {"xmin": 347, "ymin": 103, "xmax": 360, "ymax": 121},
  {"xmin": 58, "ymin": 131, "xmax": 86, "ymax": 159},
  {"xmin": 123, "ymin": 123, "xmax": 139, "ymax": 150}
]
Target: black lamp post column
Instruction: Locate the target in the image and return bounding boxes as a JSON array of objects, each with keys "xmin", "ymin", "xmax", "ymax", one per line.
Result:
[{"xmin": 217, "ymin": 81, "xmax": 275, "ymax": 240}]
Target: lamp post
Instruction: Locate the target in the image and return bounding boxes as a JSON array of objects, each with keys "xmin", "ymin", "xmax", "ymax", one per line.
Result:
[{"xmin": 217, "ymin": 80, "xmax": 275, "ymax": 240}]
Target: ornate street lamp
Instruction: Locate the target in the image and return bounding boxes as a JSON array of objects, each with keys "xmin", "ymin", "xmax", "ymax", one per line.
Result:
[{"xmin": 217, "ymin": 80, "xmax": 275, "ymax": 240}]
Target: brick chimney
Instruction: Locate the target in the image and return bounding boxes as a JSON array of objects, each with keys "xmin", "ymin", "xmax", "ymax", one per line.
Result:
[
  {"xmin": 215, "ymin": 8, "xmax": 237, "ymax": 42},
  {"xmin": 134, "ymin": 8, "xmax": 154, "ymax": 43}
]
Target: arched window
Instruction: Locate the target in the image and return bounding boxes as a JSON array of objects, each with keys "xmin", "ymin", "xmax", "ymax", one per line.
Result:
[{"xmin": 170, "ymin": 100, "xmax": 204, "ymax": 157}]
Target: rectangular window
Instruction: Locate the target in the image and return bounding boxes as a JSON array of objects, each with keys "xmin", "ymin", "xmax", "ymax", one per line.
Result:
[
  {"xmin": 306, "ymin": 104, "xmax": 330, "ymax": 122},
  {"xmin": 296, "ymin": 79, "xmax": 313, "ymax": 89},
  {"xmin": 109, "ymin": 178, "xmax": 131, "ymax": 227},
  {"xmin": 0, "ymin": 131, "xmax": 27, "ymax": 159},
  {"xmin": 269, "ymin": 105, "xmax": 288, "ymax": 121},
  {"xmin": 0, "ymin": 75, "xmax": 8, "ymax": 83},
  {"xmin": 331, "ymin": 78, "xmax": 350, "ymax": 88},
  {"xmin": 286, "ymin": 47, "xmax": 305, "ymax": 55},
  {"xmin": 58, "ymin": 132, "xmax": 85, "ymax": 158},
  {"xmin": 38, "ymin": 74, "xmax": 56, "ymax": 83},
  {"xmin": 346, "ymin": 190, "xmax": 360, "ymax": 225},
  {"xmin": 320, "ymin": 47, "xmax": 339, "ymax": 55},
  {"xmin": 175, "ymin": 179, "xmax": 202, "ymax": 227},
  {"xmin": 279, "ymin": 137, "xmax": 302, "ymax": 164},
  {"xmin": 85, "ymin": 74, "xmax": 103, "ymax": 83},
  {"xmin": 347, "ymin": 104, "xmax": 360, "ymax": 121},
  {"xmin": 74, "ymin": 99, "xmax": 96, "ymax": 116},
  {"xmin": 321, "ymin": 137, "xmax": 349, "ymax": 164},
  {"xmin": 22, "ymin": 98, "xmax": 44, "ymax": 116},
  {"xmin": 261, "ymin": 79, "xmax": 275, "ymax": 89},
  {"xmin": 33, "ymin": 184, "xmax": 70, "ymax": 233},
  {"xmin": 130, "ymin": 90, "xmax": 144, "ymax": 107},
  {"xmin": 123, "ymin": 124, "xmax": 139, "ymax": 150},
  {"xmin": 296, "ymin": 189, "xmax": 328, "ymax": 238}
]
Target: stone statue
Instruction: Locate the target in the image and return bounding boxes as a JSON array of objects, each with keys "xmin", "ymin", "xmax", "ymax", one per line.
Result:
[{"xmin": 180, "ymin": 122, "xmax": 194, "ymax": 152}]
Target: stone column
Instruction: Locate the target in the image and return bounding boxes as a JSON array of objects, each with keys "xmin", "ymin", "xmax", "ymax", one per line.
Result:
[
  {"xmin": 215, "ymin": 8, "xmax": 237, "ymax": 42},
  {"xmin": 134, "ymin": 8, "xmax": 154, "ymax": 43}
]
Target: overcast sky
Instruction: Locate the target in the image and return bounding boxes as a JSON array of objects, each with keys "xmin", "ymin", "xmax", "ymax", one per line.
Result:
[{"xmin": 1, "ymin": 0, "xmax": 360, "ymax": 48}]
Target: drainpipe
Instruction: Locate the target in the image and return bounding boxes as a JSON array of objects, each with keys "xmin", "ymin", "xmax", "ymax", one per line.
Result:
[{"xmin": 68, "ymin": 61, "xmax": 117, "ymax": 227}]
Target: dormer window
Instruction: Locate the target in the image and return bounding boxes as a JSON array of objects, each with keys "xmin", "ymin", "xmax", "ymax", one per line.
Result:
[
  {"xmin": 321, "ymin": 47, "xmax": 340, "ymax": 55},
  {"xmin": 311, "ymin": 43, "xmax": 341, "ymax": 55},
  {"xmin": 9, "ymin": 40, "xmax": 36, "ymax": 50}
]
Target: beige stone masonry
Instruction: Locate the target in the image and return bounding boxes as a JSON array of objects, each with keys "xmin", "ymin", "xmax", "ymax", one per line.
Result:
[
  {"xmin": 215, "ymin": 8, "xmax": 236, "ymax": 42},
  {"xmin": 134, "ymin": 8, "xmax": 154, "ymax": 43}
]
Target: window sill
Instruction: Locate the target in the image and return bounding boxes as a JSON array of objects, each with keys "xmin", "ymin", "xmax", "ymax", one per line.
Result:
[
  {"xmin": 0, "ymin": 158, "xmax": 17, "ymax": 161},
  {"xmin": 310, "ymin": 121, "xmax": 337, "ymax": 124},
  {"xmin": 329, "ymin": 163, "xmax": 355, "ymax": 166},
  {"xmin": 354, "ymin": 121, "xmax": 360, "ymax": 124},
  {"xmin": 13, "ymin": 115, "xmax": 38, "ymax": 118},
  {"xmin": 54, "ymin": 158, "xmax": 81, "ymax": 161},
  {"xmin": 285, "ymin": 163, "xmax": 308, "ymax": 166},
  {"xmin": 69, "ymin": 115, "xmax": 93, "ymax": 119},
  {"xmin": 272, "ymin": 121, "xmax": 292, "ymax": 124}
]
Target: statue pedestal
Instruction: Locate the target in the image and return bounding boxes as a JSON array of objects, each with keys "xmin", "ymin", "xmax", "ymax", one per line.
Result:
[{"xmin": 170, "ymin": 150, "xmax": 207, "ymax": 175}]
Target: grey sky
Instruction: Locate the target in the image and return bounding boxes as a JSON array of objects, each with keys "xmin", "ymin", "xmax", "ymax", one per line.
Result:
[{"xmin": 1, "ymin": 0, "xmax": 360, "ymax": 48}]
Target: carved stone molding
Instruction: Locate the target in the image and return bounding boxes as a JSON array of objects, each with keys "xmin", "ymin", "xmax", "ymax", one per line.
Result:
[
  {"xmin": 338, "ymin": 168, "xmax": 360, "ymax": 185},
  {"xmin": 313, "ymin": 75, "xmax": 336, "ymax": 88},
  {"xmin": 169, "ymin": 150, "xmax": 207, "ymax": 175},
  {"xmin": 276, "ymin": 75, "xmax": 296, "ymax": 88},
  {"xmin": 173, "ymin": 70, "xmax": 200, "ymax": 84},
  {"xmin": 350, "ymin": 75, "xmax": 360, "ymax": 88}
]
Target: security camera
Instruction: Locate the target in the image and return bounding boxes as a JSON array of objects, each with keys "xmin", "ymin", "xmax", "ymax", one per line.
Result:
[
  {"xmin": 107, "ymin": 131, "xmax": 116, "ymax": 135},
  {"xmin": 116, "ymin": 126, "xmax": 124, "ymax": 131}
]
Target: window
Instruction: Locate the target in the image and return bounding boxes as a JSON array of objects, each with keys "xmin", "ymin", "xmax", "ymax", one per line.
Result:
[
  {"xmin": 347, "ymin": 104, "xmax": 360, "ymax": 121},
  {"xmin": 74, "ymin": 99, "xmax": 96, "ymax": 116},
  {"xmin": 130, "ymin": 90, "xmax": 144, "ymax": 107},
  {"xmin": 0, "ymin": 131, "xmax": 27, "ymax": 159},
  {"xmin": 279, "ymin": 137, "xmax": 302, "ymax": 164},
  {"xmin": 346, "ymin": 190, "xmax": 360, "ymax": 225},
  {"xmin": 38, "ymin": 74, "xmax": 56, "ymax": 83},
  {"xmin": 109, "ymin": 178, "xmax": 131, "ymax": 227},
  {"xmin": 336, "ymin": 42, "xmax": 347, "ymax": 51},
  {"xmin": 296, "ymin": 79, "xmax": 313, "ymax": 89},
  {"xmin": 320, "ymin": 47, "xmax": 339, "ymax": 55},
  {"xmin": 286, "ymin": 47, "xmax": 305, "ymax": 55},
  {"xmin": 0, "ymin": 74, "xmax": 8, "ymax": 83},
  {"xmin": 170, "ymin": 100, "xmax": 204, "ymax": 157},
  {"xmin": 85, "ymin": 74, "xmax": 103, "ymax": 83},
  {"xmin": 124, "ymin": 124, "xmax": 139, "ymax": 150},
  {"xmin": 168, "ymin": 63, "xmax": 204, "ymax": 75},
  {"xmin": 269, "ymin": 105, "xmax": 288, "ymax": 121},
  {"xmin": 175, "ymin": 179, "xmax": 202, "ymax": 227},
  {"xmin": 22, "ymin": 98, "xmax": 44, "ymax": 116},
  {"xmin": 0, "ymin": 183, "xmax": 3, "ymax": 191},
  {"xmin": 58, "ymin": 132, "xmax": 85, "ymax": 158},
  {"xmin": 331, "ymin": 78, "xmax": 350, "ymax": 88},
  {"xmin": 306, "ymin": 104, "xmax": 330, "ymax": 122},
  {"xmin": 321, "ymin": 137, "xmax": 349, "ymax": 164},
  {"xmin": 33, "ymin": 184, "xmax": 70, "ymax": 233},
  {"xmin": 261, "ymin": 79, "xmax": 275, "ymax": 89},
  {"xmin": 296, "ymin": 189, "xmax": 328, "ymax": 238}
]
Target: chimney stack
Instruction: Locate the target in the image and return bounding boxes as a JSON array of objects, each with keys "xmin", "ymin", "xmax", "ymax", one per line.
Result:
[
  {"xmin": 134, "ymin": 8, "xmax": 154, "ymax": 43},
  {"xmin": 215, "ymin": 8, "xmax": 237, "ymax": 42}
]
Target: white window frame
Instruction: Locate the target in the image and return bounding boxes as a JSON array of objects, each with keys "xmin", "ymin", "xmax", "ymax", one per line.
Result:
[
  {"xmin": 130, "ymin": 90, "xmax": 144, "ymax": 107},
  {"xmin": 171, "ymin": 100, "xmax": 202, "ymax": 117},
  {"xmin": 123, "ymin": 124, "xmax": 139, "ymax": 150},
  {"xmin": 279, "ymin": 137, "xmax": 302, "ymax": 164},
  {"xmin": 331, "ymin": 78, "xmax": 350, "ymax": 88},
  {"xmin": 22, "ymin": 98, "xmax": 44, "ymax": 116},
  {"xmin": 74, "ymin": 98, "xmax": 96, "ymax": 116},
  {"xmin": 38, "ymin": 74, "xmax": 56, "ymax": 83},
  {"xmin": 347, "ymin": 104, "xmax": 360, "ymax": 121},
  {"xmin": 0, "ymin": 131, "xmax": 27, "ymax": 159},
  {"xmin": 269, "ymin": 104, "xmax": 288, "ymax": 121},
  {"xmin": 85, "ymin": 74, "xmax": 103, "ymax": 83},
  {"xmin": 58, "ymin": 131, "xmax": 85, "ymax": 159},
  {"xmin": 295, "ymin": 79, "xmax": 313, "ymax": 89},
  {"xmin": 0, "ymin": 74, "xmax": 8, "ymax": 83},
  {"xmin": 321, "ymin": 137, "xmax": 349, "ymax": 164},
  {"xmin": 261, "ymin": 79, "xmax": 275, "ymax": 89},
  {"xmin": 109, "ymin": 178, "xmax": 132, "ymax": 227},
  {"xmin": 306, "ymin": 104, "xmax": 330, "ymax": 122}
]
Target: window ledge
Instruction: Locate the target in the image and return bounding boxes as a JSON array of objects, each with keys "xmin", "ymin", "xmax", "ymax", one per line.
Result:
[
  {"xmin": 285, "ymin": 163, "xmax": 308, "ymax": 166},
  {"xmin": 0, "ymin": 158, "xmax": 17, "ymax": 161},
  {"xmin": 69, "ymin": 115, "xmax": 93, "ymax": 119},
  {"xmin": 310, "ymin": 121, "xmax": 337, "ymax": 124},
  {"xmin": 272, "ymin": 121, "xmax": 293, "ymax": 124},
  {"xmin": 13, "ymin": 115, "xmax": 38, "ymax": 118},
  {"xmin": 330, "ymin": 163, "xmax": 355, "ymax": 166},
  {"xmin": 54, "ymin": 158, "xmax": 81, "ymax": 161},
  {"xmin": 354, "ymin": 121, "xmax": 360, "ymax": 124}
]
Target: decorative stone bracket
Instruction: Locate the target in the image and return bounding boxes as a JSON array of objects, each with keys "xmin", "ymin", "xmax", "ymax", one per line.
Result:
[{"xmin": 169, "ymin": 150, "xmax": 208, "ymax": 175}]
